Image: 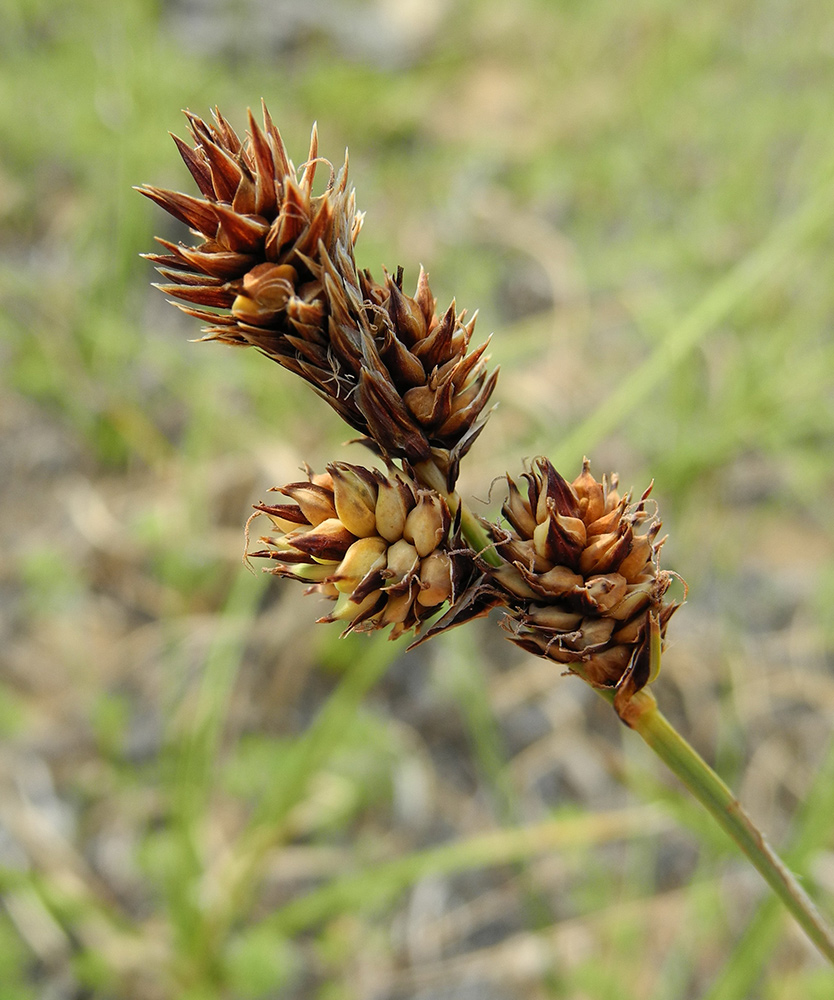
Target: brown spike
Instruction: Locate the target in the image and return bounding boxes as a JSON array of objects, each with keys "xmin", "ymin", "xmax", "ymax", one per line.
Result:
[
  {"xmin": 170, "ymin": 132, "xmax": 215, "ymax": 198},
  {"xmin": 183, "ymin": 110, "xmax": 219, "ymax": 149},
  {"xmin": 247, "ymin": 107, "xmax": 278, "ymax": 216},
  {"xmin": 147, "ymin": 236, "xmax": 193, "ymax": 259},
  {"xmin": 403, "ymin": 381, "xmax": 455, "ymax": 428},
  {"xmin": 149, "ymin": 236, "xmax": 257, "ymax": 280},
  {"xmin": 414, "ymin": 266, "xmax": 436, "ymax": 326},
  {"xmin": 173, "ymin": 304, "xmax": 238, "ymax": 325},
  {"xmin": 197, "ymin": 136, "xmax": 244, "ymax": 202},
  {"xmin": 445, "ymin": 368, "xmax": 500, "ymax": 434},
  {"xmin": 210, "ymin": 106, "xmax": 242, "ymax": 154},
  {"xmin": 173, "ymin": 245, "xmax": 257, "ymax": 281},
  {"xmin": 300, "ymin": 122, "xmax": 319, "ymax": 194},
  {"xmin": 153, "ymin": 283, "xmax": 235, "ymax": 308},
  {"xmin": 195, "ymin": 327, "xmax": 248, "ymax": 345},
  {"xmin": 413, "ymin": 303, "xmax": 455, "ymax": 368},
  {"xmin": 264, "ymin": 180, "xmax": 310, "ymax": 256},
  {"xmin": 297, "ymin": 198, "xmax": 335, "ymax": 259},
  {"xmin": 377, "ymin": 324, "xmax": 426, "ymax": 388},
  {"xmin": 231, "ymin": 173, "xmax": 258, "ymax": 216},
  {"xmin": 211, "ymin": 202, "xmax": 269, "ymax": 252},
  {"xmin": 445, "ymin": 336, "xmax": 492, "ymax": 389},
  {"xmin": 261, "ymin": 100, "xmax": 290, "ymax": 177},
  {"xmin": 136, "ymin": 185, "xmax": 218, "ymax": 237},
  {"xmin": 357, "ymin": 370, "xmax": 431, "ymax": 463},
  {"xmin": 153, "ymin": 265, "xmax": 225, "ymax": 287},
  {"xmin": 140, "ymin": 249, "xmax": 191, "ymax": 270},
  {"xmin": 253, "ymin": 503, "xmax": 309, "ymax": 526},
  {"xmin": 283, "ymin": 334, "xmax": 329, "ymax": 367},
  {"xmin": 436, "ymin": 367, "xmax": 499, "ymax": 442},
  {"xmin": 387, "ymin": 275, "xmax": 427, "ymax": 347},
  {"xmin": 537, "ymin": 458, "xmax": 580, "ymax": 518},
  {"xmin": 335, "ymin": 149, "xmax": 350, "ymax": 194}
]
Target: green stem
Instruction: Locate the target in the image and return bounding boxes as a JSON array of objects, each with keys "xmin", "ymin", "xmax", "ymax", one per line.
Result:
[
  {"xmin": 704, "ymin": 727, "xmax": 834, "ymax": 999},
  {"xmin": 458, "ymin": 500, "xmax": 502, "ymax": 567},
  {"xmin": 623, "ymin": 689, "xmax": 834, "ymax": 965}
]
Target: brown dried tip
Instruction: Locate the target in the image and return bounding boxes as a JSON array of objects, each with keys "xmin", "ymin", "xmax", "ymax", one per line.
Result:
[
  {"xmin": 482, "ymin": 457, "xmax": 683, "ymax": 699},
  {"xmin": 139, "ymin": 105, "xmax": 496, "ymax": 488},
  {"xmin": 246, "ymin": 462, "xmax": 477, "ymax": 640}
]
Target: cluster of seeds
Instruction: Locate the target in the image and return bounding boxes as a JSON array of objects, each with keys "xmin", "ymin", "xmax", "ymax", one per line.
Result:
[
  {"xmin": 140, "ymin": 106, "xmax": 681, "ymax": 680},
  {"xmin": 486, "ymin": 458, "xmax": 680, "ymax": 694},
  {"xmin": 248, "ymin": 463, "xmax": 470, "ymax": 639}
]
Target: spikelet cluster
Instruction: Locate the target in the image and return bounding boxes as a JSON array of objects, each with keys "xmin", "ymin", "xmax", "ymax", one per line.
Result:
[
  {"xmin": 138, "ymin": 105, "xmax": 496, "ymax": 487},
  {"xmin": 247, "ymin": 463, "xmax": 472, "ymax": 639},
  {"xmin": 486, "ymin": 458, "xmax": 681, "ymax": 695},
  {"xmin": 139, "ymin": 105, "xmax": 684, "ymax": 683}
]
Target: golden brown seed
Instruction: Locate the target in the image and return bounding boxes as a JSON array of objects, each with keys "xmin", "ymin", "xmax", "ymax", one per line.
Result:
[
  {"xmin": 554, "ymin": 512, "xmax": 587, "ymax": 548},
  {"xmin": 332, "ymin": 536, "xmax": 388, "ymax": 593},
  {"xmin": 528, "ymin": 565, "xmax": 584, "ymax": 596},
  {"xmin": 288, "ymin": 517, "xmax": 355, "ymax": 562},
  {"xmin": 612, "ymin": 615, "xmax": 648, "ymax": 645},
  {"xmin": 572, "ymin": 459, "xmax": 605, "ymax": 524},
  {"xmin": 417, "ymin": 551, "xmax": 453, "ymax": 606},
  {"xmin": 263, "ymin": 511, "xmax": 306, "ymax": 533},
  {"xmin": 379, "ymin": 590, "xmax": 415, "ymax": 626},
  {"xmin": 289, "ymin": 562, "xmax": 334, "ymax": 583},
  {"xmin": 607, "ymin": 581, "xmax": 654, "ymax": 621},
  {"xmin": 526, "ymin": 605, "xmax": 583, "ymax": 631},
  {"xmin": 617, "ymin": 534, "xmax": 654, "ymax": 581},
  {"xmin": 375, "ymin": 478, "xmax": 413, "ymax": 543},
  {"xmin": 331, "ymin": 465, "xmax": 379, "ymax": 538},
  {"xmin": 403, "ymin": 493, "xmax": 448, "ymax": 557},
  {"xmin": 503, "ymin": 477, "xmax": 537, "ymax": 537},
  {"xmin": 586, "ymin": 502, "xmax": 627, "ymax": 537},
  {"xmin": 583, "ymin": 573, "xmax": 628, "ymax": 613},
  {"xmin": 492, "ymin": 565, "xmax": 539, "ymax": 600},
  {"xmin": 386, "ymin": 539, "xmax": 420, "ymax": 579},
  {"xmin": 279, "ymin": 483, "xmax": 337, "ymax": 526},
  {"xmin": 565, "ymin": 617, "xmax": 615, "ymax": 650},
  {"xmin": 326, "ymin": 590, "xmax": 381, "ymax": 623},
  {"xmin": 498, "ymin": 537, "xmax": 551, "ymax": 573},
  {"xmin": 578, "ymin": 531, "xmax": 622, "ymax": 576}
]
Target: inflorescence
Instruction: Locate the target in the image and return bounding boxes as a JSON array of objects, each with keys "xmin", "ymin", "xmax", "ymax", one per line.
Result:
[{"xmin": 140, "ymin": 103, "xmax": 682, "ymax": 706}]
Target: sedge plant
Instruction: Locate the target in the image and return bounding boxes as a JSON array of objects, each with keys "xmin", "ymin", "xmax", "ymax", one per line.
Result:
[{"xmin": 138, "ymin": 103, "xmax": 834, "ymax": 965}]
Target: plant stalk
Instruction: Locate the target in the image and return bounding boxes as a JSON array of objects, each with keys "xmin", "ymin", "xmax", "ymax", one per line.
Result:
[
  {"xmin": 621, "ymin": 688, "xmax": 834, "ymax": 965},
  {"xmin": 421, "ymin": 460, "xmax": 834, "ymax": 961}
]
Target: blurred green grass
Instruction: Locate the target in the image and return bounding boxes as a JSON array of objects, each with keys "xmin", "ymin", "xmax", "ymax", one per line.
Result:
[{"xmin": 2, "ymin": 0, "xmax": 834, "ymax": 997}]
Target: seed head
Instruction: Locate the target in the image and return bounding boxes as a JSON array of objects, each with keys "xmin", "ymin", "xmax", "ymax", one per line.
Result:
[
  {"xmin": 247, "ymin": 462, "xmax": 474, "ymax": 640},
  {"xmin": 139, "ymin": 105, "xmax": 497, "ymax": 487},
  {"xmin": 484, "ymin": 457, "xmax": 682, "ymax": 698}
]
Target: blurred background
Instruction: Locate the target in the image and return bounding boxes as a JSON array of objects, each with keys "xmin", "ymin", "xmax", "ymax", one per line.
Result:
[{"xmin": 2, "ymin": 0, "xmax": 834, "ymax": 997}]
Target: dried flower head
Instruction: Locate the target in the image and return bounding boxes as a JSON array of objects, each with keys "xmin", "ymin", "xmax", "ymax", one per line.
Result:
[
  {"xmin": 483, "ymin": 457, "xmax": 682, "ymax": 699},
  {"xmin": 138, "ymin": 105, "xmax": 496, "ymax": 488},
  {"xmin": 247, "ymin": 462, "xmax": 475, "ymax": 640}
]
